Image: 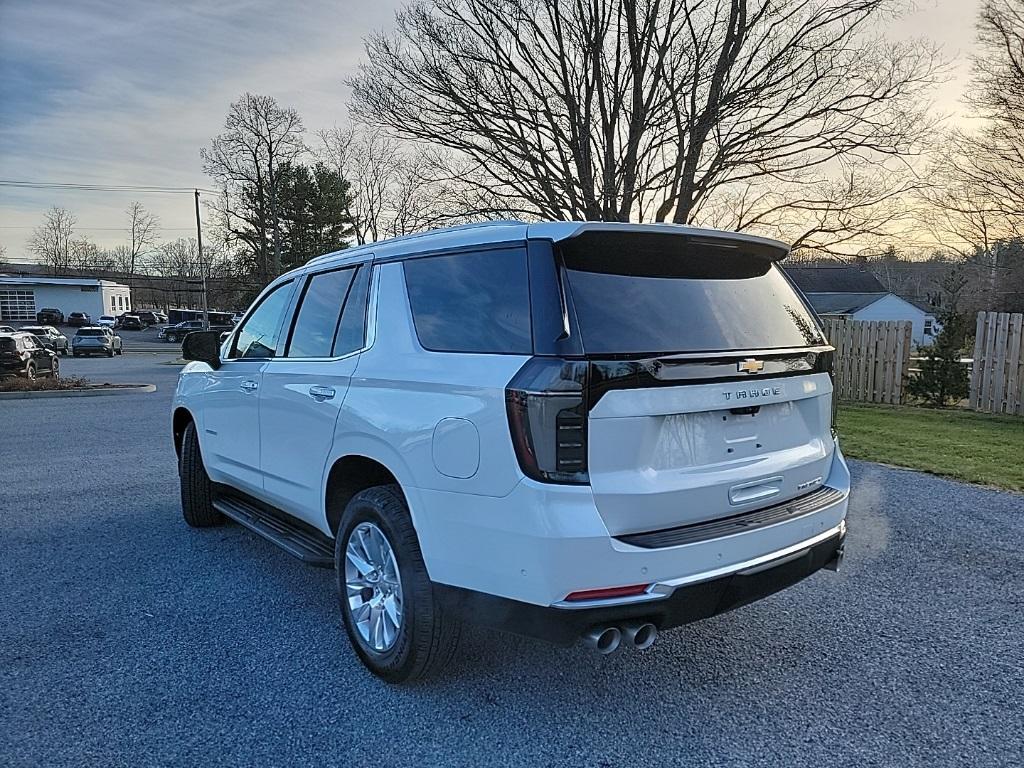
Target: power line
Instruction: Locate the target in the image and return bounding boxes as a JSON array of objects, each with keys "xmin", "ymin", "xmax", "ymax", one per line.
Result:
[
  {"xmin": 0, "ymin": 180, "xmax": 221, "ymax": 194},
  {"xmin": 0, "ymin": 225, "xmax": 196, "ymax": 231}
]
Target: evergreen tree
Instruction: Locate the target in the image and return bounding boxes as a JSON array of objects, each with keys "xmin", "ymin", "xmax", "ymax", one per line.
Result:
[{"xmin": 907, "ymin": 309, "xmax": 971, "ymax": 407}]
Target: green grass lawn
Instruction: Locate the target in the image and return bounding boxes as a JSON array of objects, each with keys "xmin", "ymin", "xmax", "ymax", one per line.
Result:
[{"xmin": 838, "ymin": 404, "xmax": 1024, "ymax": 492}]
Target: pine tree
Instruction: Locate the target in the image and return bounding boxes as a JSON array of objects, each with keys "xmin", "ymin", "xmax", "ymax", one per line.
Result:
[{"xmin": 907, "ymin": 309, "xmax": 971, "ymax": 407}]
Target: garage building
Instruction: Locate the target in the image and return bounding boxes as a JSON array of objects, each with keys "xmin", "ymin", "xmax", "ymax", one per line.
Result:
[{"xmin": 0, "ymin": 276, "xmax": 132, "ymax": 322}]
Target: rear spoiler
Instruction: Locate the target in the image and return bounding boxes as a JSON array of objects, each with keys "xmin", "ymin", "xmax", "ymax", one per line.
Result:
[{"xmin": 532, "ymin": 221, "xmax": 791, "ymax": 262}]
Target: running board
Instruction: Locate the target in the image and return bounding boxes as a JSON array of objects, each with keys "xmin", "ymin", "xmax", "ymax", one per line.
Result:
[{"xmin": 212, "ymin": 494, "xmax": 335, "ymax": 568}]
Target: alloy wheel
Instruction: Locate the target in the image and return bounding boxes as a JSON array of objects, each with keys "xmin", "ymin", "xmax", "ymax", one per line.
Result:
[{"xmin": 344, "ymin": 522, "xmax": 404, "ymax": 652}]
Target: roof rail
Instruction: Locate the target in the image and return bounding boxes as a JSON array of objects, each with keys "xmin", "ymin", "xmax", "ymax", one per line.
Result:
[{"xmin": 306, "ymin": 219, "xmax": 527, "ymax": 265}]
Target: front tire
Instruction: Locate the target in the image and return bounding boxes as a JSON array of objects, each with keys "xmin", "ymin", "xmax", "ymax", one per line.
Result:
[
  {"xmin": 336, "ymin": 485, "xmax": 461, "ymax": 682},
  {"xmin": 51, "ymin": 358, "xmax": 60, "ymax": 379},
  {"xmin": 25, "ymin": 363, "xmax": 36, "ymax": 380},
  {"xmin": 179, "ymin": 422, "xmax": 222, "ymax": 528}
]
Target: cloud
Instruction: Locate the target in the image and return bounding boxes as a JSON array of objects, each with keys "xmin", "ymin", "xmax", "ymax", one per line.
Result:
[{"xmin": 0, "ymin": 0, "xmax": 400, "ymax": 256}]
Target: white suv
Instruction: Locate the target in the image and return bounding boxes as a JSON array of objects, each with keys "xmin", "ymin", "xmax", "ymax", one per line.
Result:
[{"xmin": 172, "ymin": 221, "xmax": 849, "ymax": 682}]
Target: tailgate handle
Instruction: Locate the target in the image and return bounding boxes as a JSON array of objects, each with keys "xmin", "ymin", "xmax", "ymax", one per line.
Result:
[{"xmin": 729, "ymin": 476, "xmax": 783, "ymax": 506}]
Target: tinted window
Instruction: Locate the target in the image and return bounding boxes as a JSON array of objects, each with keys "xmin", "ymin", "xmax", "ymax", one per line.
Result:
[
  {"xmin": 77, "ymin": 329, "xmax": 104, "ymax": 337},
  {"xmin": 560, "ymin": 233, "xmax": 825, "ymax": 354},
  {"xmin": 404, "ymin": 248, "xmax": 531, "ymax": 354},
  {"xmin": 334, "ymin": 265, "xmax": 371, "ymax": 356},
  {"xmin": 0, "ymin": 339, "xmax": 14, "ymax": 352},
  {"xmin": 232, "ymin": 281, "xmax": 293, "ymax": 359},
  {"xmin": 287, "ymin": 268, "xmax": 356, "ymax": 358}
]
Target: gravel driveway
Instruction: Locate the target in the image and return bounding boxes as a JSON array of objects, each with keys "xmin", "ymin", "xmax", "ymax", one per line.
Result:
[{"xmin": 1, "ymin": 355, "xmax": 1022, "ymax": 767}]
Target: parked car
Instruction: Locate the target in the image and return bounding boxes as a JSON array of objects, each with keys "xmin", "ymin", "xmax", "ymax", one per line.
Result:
[
  {"xmin": 0, "ymin": 325, "xmax": 15, "ymax": 334},
  {"xmin": 19, "ymin": 325, "xmax": 69, "ymax": 355},
  {"xmin": 119, "ymin": 314, "xmax": 145, "ymax": 331},
  {"xmin": 36, "ymin": 308, "xmax": 64, "ymax": 325},
  {"xmin": 133, "ymin": 310, "xmax": 160, "ymax": 326},
  {"xmin": 72, "ymin": 327, "xmax": 123, "ymax": 357},
  {"xmin": 152, "ymin": 311, "xmax": 169, "ymax": 324},
  {"xmin": 173, "ymin": 221, "xmax": 850, "ymax": 683},
  {"xmin": 159, "ymin": 320, "xmax": 203, "ymax": 342},
  {"xmin": 0, "ymin": 332, "xmax": 59, "ymax": 379},
  {"xmin": 231, "ymin": 311, "xmax": 245, "ymax": 325},
  {"xmin": 97, "ymin": 315, "xmax": 117, "ymax": 328},
  {"xmin": 67, "ymin": 312, "xmax": 91, "ymax": 328},
  {"xmin": 160, "ymin": 320, "xmax": 232, "ymax": 343}
]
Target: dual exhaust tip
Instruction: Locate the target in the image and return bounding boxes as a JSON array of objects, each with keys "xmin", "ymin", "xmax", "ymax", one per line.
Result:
[{"xmin": 582, "ymin": 622, "xmax": 658, "ymax": 654}]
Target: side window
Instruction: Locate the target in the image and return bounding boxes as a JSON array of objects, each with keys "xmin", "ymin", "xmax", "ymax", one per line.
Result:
[
  {"xmin": 230, "ymin": 281, "xmax": 293, "ymax": 359},
  {"xmin": 287, "ymin": 267, "xmax": 356, "ymax": 358},
  {"xmin": 334, "ymin": 265, "xmax": 371, "ymax": 357},
  {"xmin": 403, "ymin": 248, "xmax": 532, "ymax": 354}
]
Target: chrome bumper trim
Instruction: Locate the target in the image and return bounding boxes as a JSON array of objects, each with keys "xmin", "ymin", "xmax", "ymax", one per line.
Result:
[{"xmin": 551, "ymin": 519, "xmax": 846, "ymax": 611}]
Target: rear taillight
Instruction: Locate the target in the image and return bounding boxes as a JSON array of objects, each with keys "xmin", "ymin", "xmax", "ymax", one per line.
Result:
[
  {"xmin": 505, "ymin": 357, "xmax": 589, "ymax": 484},
  {"xmin": 823, "ymin": 349, "xmax": 837, "ymax": 435}
]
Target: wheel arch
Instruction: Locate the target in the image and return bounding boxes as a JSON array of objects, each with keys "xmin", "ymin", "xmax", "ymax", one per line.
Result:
[
  {"xmin": 324, "ymin": 454, "xmax": 412, "ymax": 536},
  {"xmin": 172, "ymin": 407, "xmax": 195, "ymax": 459}
]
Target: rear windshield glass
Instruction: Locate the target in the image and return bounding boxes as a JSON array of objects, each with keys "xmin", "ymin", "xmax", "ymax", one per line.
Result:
[
  {"xmin": 560, "ymin": 232, "xmax": 824, "ymax": 355},
  {"xmin": 0, "ymin": 338, "xmax": 15, "ymax": 352},
  {"xmin": 77, "ymin": 329, "xmax": 105, "ymax": 337}
]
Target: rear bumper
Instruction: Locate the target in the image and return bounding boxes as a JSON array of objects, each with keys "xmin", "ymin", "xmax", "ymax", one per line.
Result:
[
  {"xmin": 433, "ymin": 528, "xmax": 845, "ymax": 646},
  {"xmin": 414, "ymin": 445, "xmax": 850, "ymax": 610}
]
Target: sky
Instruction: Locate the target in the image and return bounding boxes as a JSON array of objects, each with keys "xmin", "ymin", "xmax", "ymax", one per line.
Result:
[{"xmin": 0, "ymin": 0, "xmax": 982, "ymax": 261}]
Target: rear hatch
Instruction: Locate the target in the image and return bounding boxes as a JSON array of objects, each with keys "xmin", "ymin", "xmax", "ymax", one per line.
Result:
[{"xmin": 560, "ymin": 230, "xmax": 834, "ymax": 537}]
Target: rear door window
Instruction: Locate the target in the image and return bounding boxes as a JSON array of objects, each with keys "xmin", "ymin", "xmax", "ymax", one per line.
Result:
[
  {"xmin": 333, "ymin": 265, "xmax": 371, "ymax": 357},
  {"xmin": 403, "ymin": 248, "xmax": 531, "ymax": 354},
  {"xmin": 560, "ymin": 232, "xmax": 825, "ymax": 354},
  {"xmin": 286, "ymin": 266, "xmax": 361, "ymax": 358}
]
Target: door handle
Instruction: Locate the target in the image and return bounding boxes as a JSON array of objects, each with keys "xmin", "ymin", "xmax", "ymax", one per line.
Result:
[
  {"xmin": 309, "ymin": 385, "xmax": 336, "ymax": 401},
  {"xmin": 240, "ymin": 380, "xmax": 258, "ymax": 393}
]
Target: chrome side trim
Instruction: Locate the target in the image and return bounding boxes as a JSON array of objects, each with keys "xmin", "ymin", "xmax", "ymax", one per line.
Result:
[{"xmin": 550, "ymin": 519, "xmax": 846, "ymax": 611}]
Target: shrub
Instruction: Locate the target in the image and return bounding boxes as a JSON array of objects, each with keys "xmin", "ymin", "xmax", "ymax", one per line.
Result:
[
  {"xmin": 907, "ymin": 311, "xmax": 971, "ymax": 407},
  {"xmin": 0, "ymin": 375, "xmax": 91, "ymax": 393}
]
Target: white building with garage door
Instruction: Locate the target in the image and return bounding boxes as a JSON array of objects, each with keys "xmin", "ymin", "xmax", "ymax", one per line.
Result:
[{"xmin": 0, "ymin": 276, "xmax": 132, "ymax": 322}]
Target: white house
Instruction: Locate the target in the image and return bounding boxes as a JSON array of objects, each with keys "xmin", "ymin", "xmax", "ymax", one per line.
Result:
[
  {"xmin": 784, "ymin": 265, "xmax": 939, "ymax": 348},
  {"xmin": 0, "ymin": 276, "xmax": 132, "ymax": 322}
]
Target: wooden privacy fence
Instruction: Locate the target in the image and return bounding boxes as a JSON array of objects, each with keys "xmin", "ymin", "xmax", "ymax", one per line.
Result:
[
  {"xmin": 821, "ymin": 318, "xmax": 913, "ymax": 404},
  {"xmin": 970, "ymin": 312, "xmax": 1024, "ymax": 416}
]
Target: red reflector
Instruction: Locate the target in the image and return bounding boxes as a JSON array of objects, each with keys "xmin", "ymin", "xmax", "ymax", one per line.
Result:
[{"xmin": 564, "ymin": 583, "xmax": 650, "ymax": 602}]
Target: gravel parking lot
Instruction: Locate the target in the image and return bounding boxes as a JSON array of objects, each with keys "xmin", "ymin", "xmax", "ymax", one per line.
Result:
[{"xmin": 2, "ymin": 354, "xmax": 1022, "ymax": 767}]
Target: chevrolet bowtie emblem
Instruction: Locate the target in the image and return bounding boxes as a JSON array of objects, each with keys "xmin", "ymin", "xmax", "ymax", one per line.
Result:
[{"xmin": 737, "ymin": 358, "xmax": 764, "ymax": 374}]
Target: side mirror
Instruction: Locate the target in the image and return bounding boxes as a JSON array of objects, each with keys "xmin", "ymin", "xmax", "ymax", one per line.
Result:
[{"xmin": 181, "ymin": 330, "xmax": 222, "ymax": 369}]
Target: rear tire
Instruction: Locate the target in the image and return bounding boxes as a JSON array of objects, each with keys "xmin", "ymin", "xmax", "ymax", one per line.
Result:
[
  {"xmin": 179, "ymin": 421, "xmax": 222, "ymax": 528},
  {"xmin": 336, "ymin": 485, "xmax": 461, "ymax": 683},
  {"xmin": 51, "ymin": 358, "xmax": 60, "ymax": 379},
  {"xmin": 25, "ymin": 363, "xmax": 36, "ymax": 380}
]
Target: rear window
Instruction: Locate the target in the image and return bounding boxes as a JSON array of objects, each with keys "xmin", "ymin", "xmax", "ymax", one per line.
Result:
[
  {"xmin": 404, "ymin": 248, "xmax": 532, "ymax": 354},
  {"xmin": 77, "ymin": 329, "xmax": 104, "ymax": 337},
  {"xmin": 0, "ymin": 338, "xmax": 15, "ymax": 352},
  {"xmin": 560, "ymin": 232, "xmax": 825, "ymax": 355}
]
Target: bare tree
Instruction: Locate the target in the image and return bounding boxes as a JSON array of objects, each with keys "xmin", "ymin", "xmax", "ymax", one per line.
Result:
[
  {"xmin": 918, "ymin": 1, "xmax": 1024, "ymax": 310},
  {"xmin": 201, "ymin": 93, "xmax": 305, "ymax": 278},
  {"xmin": 28, "ymin": 207, "xmax": 76, "ymax": 274},
  {"xmin": 350, "ymin": 0, "xmax": 941, "ymax": 246},
  {"xmin": 123, "ymin": 202, "xmax": 160, "ymax": 277}
]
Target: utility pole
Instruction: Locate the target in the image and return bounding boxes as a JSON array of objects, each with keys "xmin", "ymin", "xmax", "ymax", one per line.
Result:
[{"xmin": 194, "ymin": 189, "xmax": 209, "ymax": 330}]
